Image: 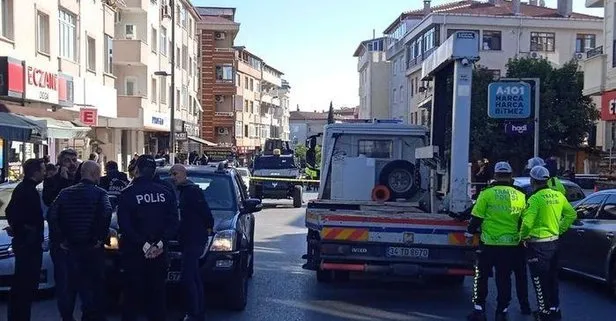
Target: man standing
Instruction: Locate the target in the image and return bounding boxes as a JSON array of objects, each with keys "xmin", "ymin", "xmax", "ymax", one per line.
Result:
[
  {"xmin": 99, "ymin": 161, "xmax": 129, "ymax": 209},
  {"xmin": 520, "ymin": 166, "xmax": 577, "ymax": 321},
  {"xmin": 5, "ymin": 158, "xmax": 46, "ymax": 321},
  {"xmin": 47, "ymin": 161, "xmax": 112, "ymax": 321},
  {"xmin": 525, "ymin": 157, "xmax": 566, "ymax": 196},
  {"xmin": 169, "ymin": 164, "xmax": 214, "ymax": 321},
  {"xmin": 43, "ymin": 149, "xmax": 80, "ymax": 206},
  {"xmin": 117, "ymin": 155, "xmax": 179, "ymax": 321},
  {"xmin": 466, "ymin": 162, "xmax": 527, "ymax": 321}
]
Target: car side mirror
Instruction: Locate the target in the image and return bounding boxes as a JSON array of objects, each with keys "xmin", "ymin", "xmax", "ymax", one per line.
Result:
[{"xmin": 244, "ymin": 198, "xmax": 262, "ymax": 213}]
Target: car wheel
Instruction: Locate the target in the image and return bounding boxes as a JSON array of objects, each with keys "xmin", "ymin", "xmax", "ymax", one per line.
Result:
[
  {"xmin": 609, "ymin": 259, "xmax": 616, "ymax": 297},
  {"xmin": 248, "ymin": 229, "xmax": 255, "ymax": 278},
  {"xmin": 293, "ymin": 185, "xmax": 303, "ymax": 208},
  {"xmin": 227, "ymin": 255, "xmax": 249, "ymax": 311}
]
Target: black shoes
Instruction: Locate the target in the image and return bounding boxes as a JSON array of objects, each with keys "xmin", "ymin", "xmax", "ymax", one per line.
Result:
[{"xmin": 467, "ymin": 310, "xmax": 487, "ymax": 321}]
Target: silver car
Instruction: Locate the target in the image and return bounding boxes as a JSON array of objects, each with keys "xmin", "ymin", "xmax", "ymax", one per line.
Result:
[{"xmin": 0, "ymin": 182, "xmax": 54, "ymax": 291}]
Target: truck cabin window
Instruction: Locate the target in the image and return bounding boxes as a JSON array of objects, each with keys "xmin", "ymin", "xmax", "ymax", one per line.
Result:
[
  {"xmin": 358, "ymin": 140, "xmax": 393, "ymax": 158},
  {"xmin": 254, "ymin": 156, "xmax": 297, "ymax": 169}
]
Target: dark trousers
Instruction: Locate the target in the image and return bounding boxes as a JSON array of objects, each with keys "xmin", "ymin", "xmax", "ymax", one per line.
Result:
[
  {"xmin": 7, "ymin": 243, "xmax": 43, "ymax": 321},
  {"xmin": 526, "ymin": 240, "xmax": 560, "ymax": 315},
  {"xmin": 472, "ymin": 245, "xmax": 518, "ymax": 313},
  {"xmin": 121, "ymin": 253, "xmax": 168, "ymax": 321},
  {"xmin": 66, "ymin": 246, "xmax": 107, "ymax": 321},
  {"xmin": 513, "ymin": 245, "xmax": 530, "ymax": 307},
  {"xmin": 51, "ymin": 246, "xmax": 78, "ymax": 321},
  {"xmin": 181, "ymin": 245, "xmax": 206, "ymax": 319}
]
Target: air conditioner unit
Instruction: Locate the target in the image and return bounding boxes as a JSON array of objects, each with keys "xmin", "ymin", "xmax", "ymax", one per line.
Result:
[
  {"xmin": 215, "ymin": 95, "xmax": 224, "ymax": 103},
  {"xmin": 125, "ymin": 25, "xmax": 136, "ymax": 39},
  {"xmin": 529, "ymin": 51, "xmax": 542, "ymax": 59},
  {"xmin": 218, "ymin": 127, "xmax": 229, "ymax": 135},
  {"xmin": 575, "ymin": 52, "xmax": 584, "ymax": 60},
  {"xmin": 161, "ymin": 5, "xmax": 171, "ymax": 20},
  {"xmin": 215, "ymin": 32, "xmax": 226, "ymax": 40}
]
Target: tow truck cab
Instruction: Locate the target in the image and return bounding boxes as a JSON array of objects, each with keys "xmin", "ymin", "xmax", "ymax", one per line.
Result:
[{"xmin": 303, "ymin": 120, "xmax": 478, "ymax": 282}]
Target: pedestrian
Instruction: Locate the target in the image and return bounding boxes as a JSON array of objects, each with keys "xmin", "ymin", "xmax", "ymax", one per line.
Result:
[
  {"xmin": 46, "ymin": 163, "xmax": 58, "ymax": 179},
  {"xmin": 525, "ymin": 157, "xmax": 566, "ymax": 196},
  {"xmin": 520, "ymin": 166, "xmax": 577, "ymax": 321},
  {"xmin": 5, "ymin": 158, "xmax": 46, "ymax": 321},
  {"xmin": 43, "ymin": 149, "xmax": 82, "ymax": 321},
  {"xmin": 169, "ymin": 164, "xmax": 214, "ymax": 321},
  {"xmin": 117, "ymin": 155, "xmax": 179, "ymax": 321},
  {"xmin": 99, "ymin": 161, "xmax": 129, "ymax": 209},
  {"xmin": 47, "ymin": 161, "xmax": 112, "ymax": 321},
  {"xmin": 466, "ymin": 162, "xmax": 527, "ymax": 321}
]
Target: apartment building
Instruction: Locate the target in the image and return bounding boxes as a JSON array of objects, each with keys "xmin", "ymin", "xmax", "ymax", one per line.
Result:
[
  {"xmin": 384, "ymin": 0, "xmax": 602, "ymax": 127},
  {"xmin": 583, "ymin": 0, "xmax": 616, "ymax": 152},
  {"xmin": 108, "ymin": 0, "xmax": 201, "ymax": 168},
  {"xmin": 0, "ymin": 0, "xmax": 118, "ymax": 179},
  {"xmin": 289, "ymin": 108, "xmax": 358, "ymax": 145},
  {"xmin": 353, "ymin": 37, "xmax": 391, "ymax": 119}
]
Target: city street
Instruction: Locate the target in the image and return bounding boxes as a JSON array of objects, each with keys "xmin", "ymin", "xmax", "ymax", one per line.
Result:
[{"xmin": 1, "ymin": 192, "xmax": 614, "ymax": 320}]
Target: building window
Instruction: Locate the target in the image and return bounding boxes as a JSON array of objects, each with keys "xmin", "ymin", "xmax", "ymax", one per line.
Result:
[
  {"xmin": 244, "ymin": 76, "xmax": 249, "ymax": 89},
  {"xmin": 58, "ymin": 9, "xmax": 76, "ymax": 61},
  {"xmin": 182, "ymin": 85, "xmax": 187, "ymax": 108},
  {"xmin": 151, "ymin": 27, "xmax": 157, "ymax": 53},
  {"xmin": 182, "ymin": 45, "xmax": 188, "ymax": 69},
  {"xmin": 243, "ymin": 99, "xmax": 248, "ymax": 112},
  {"xmin": 104, "ymin": 34, "xmax": 112, "ymax": 74},
  {"xmin": 236, "ymin": 121, "xmax": 243, "ymax": 138},
  {"xmin": 249, "ymin": 78, "xmax": 254, "ymax": 91},
  {"xmin": 160, "ymin": 27, "xmax": 167, "ymax": 55},
  {"xmin": 250, "ymin": 101, "xmax": 254, "ymax": 114},
  {"xmin": 576, "ymin": 34, "xmax": 596, "ymax": 53},
  {"xmin": 482, "ymin": 31, "xmax": 501, "ymax": 50},
  {"xmin": 125, "ymin": 78, "xmax": 137, "ymax": 96},
  {"xmin": 393, "ymin": 89, "xmax": 397, "ymax": 104},
  {"xmin": 237, "ymin": 74, "xmax": 241, "ymax": 87},
  {"xmin": 1, "ymin": 0, "xmax": 14, "ymax": 40},
  {"xmin": 215, "ymin": 65, "xmax": 234, "ymax": 82},
  {"xmin": 86, "ymin": 36, "xmax": 96, "ymax": 71},
  {"xmin": 180, "ymin": 5, "xmax": 187, "ymax": 28},
  {"xmin": 530, "ymin": 32, "xmax": 555, "ymax": 52},
  {"xmin": 36, "ymin": 11, "xmax": 50, "ymax": 55},
  {"xmin": 176, "ymin": 89, "xmax": 180, "ymax": 109},
  {"xmin": 176, "ymin": 47, "xmax": 180, "ymax": 67},
  {"xmin": 160, "ymin": 77, "xmax": 167, "ymax": 103},
  {"xmin": 188, "ymin": 57, "xmax": 192, "ymax": 75},
  {"xmin": 244, "ymin": 125, "xmax": 248, "ymax": 137},
  {"xmin": 151, "ymin": 78, "xmax": 157, "ymax": 103}
]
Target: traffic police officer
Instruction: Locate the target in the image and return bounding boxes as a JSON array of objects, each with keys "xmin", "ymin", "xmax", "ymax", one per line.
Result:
[
  {"xmin": 116, "ymin": 155, "xmax": 179, "ymax": 321},
  {"xmin": 526, "ymin": 157, "xmax": 566, "ymax": 196},
  {"xmin": 520, "ymin": 166, "xmax": 576, "ymax": 321},
  {"xmin": 466, "ymin": 162, "xmax": 527, "ymax": 321}
]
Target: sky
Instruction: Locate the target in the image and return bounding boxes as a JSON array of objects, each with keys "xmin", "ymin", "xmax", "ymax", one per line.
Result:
[{"xmin": 193, "ymin": 0, "xmax": 603, "ymax": 112}]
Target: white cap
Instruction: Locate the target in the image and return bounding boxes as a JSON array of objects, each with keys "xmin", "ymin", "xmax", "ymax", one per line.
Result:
[
  {"xmin": 494, "ymin": 161, "xmax": 513, "ymax": 173},
  {"xmin": 530, "ymin": 166, "xmax": 550, "ymax": 181},
  {"xmin": 527, "ymin": 157, "xmax": 545, "ymax": 169}
]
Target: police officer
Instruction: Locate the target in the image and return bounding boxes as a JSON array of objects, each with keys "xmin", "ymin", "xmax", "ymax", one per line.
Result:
[
  {"xmin": 525, "ymin": 157, "xmax": 566, "ymax": 196},
  {"xmin": 116, "ymin": 155, "xmax": 179, "ymax": 321},
  {"xmin": 520, "ymin": 166, "xmax": 577, "ymax": 321},
  {"xmin": 466, "ymin": 162, "xmax": 527, "ymax": 321}
]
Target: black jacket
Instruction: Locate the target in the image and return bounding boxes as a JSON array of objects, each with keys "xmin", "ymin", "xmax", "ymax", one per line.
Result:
[
  {"xmin": 177, "ymin": 181, "xmax": 214, "ymax": 246},
  {"xmin": 42, "ymin": 172, "xmax": 78, "ymax": 207},
  {"xmin": 116, "ymin": 176, "xmax": 179, "ymax": 252},
  {"xmin": 100, "ymin": 171, "xmax": 129, "ymax": 191},
  {"xmin": 5, "ymin": 179, "xmax": 44, "ymax": 246},
  {"xmin": 47, "ymin": 179, "xmax": 112, "ymax": 247}
]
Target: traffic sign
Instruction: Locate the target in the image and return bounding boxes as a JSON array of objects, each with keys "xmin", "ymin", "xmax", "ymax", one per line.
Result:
[
  {"xmin": 174, "ymin": 132, "xmax": 187, "ymax": 141},
  {"xmin": 488, "ymin": 82, "xmax": 531, "ymax": 119}
]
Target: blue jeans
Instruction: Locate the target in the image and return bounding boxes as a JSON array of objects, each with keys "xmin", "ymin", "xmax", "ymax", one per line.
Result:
[
  {"xmin": 181, "ymin": 245, "xmax": 206, "ymax": 319},
  {"xmin": 66, "ymin": 246, "xmax": 106, "ymax": 321}
]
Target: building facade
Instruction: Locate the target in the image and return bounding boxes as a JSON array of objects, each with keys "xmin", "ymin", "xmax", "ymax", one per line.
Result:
[
  {"xmin": 384, "ymin": 0, "xmax": 603, "ymax": 128},
  {"xmin": 353, "ymin": 37, "xmax": 391, "ymax": 119},
  {"xmin": 289, "ymin": 108, "xmax": 358, "ymax": 145},
  {"xmin": 0, "ymin": 0, "xmax": 118, "ymax": 180},
  {"xmin": 109, "ymin": 0, "xmax": 201, "ymax": 168}
]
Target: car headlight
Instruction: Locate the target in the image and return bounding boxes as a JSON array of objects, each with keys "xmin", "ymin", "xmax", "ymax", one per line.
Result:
[
  {"xmin": 42, "ymin": 237, "xmax": 50, "ymax": 252},
  {"xmin": 105, "ymin": 229, "xmax": 120, "ymax": 250},
  {"xmin": 6, "ymin": 246, "xmax": 14, "ymax": 257},
  {"xmin": 210, "ymin": 230, "xmax": 236, "ymax": 252}
]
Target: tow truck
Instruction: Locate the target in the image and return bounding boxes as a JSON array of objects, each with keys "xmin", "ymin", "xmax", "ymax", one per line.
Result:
[{"xmin": 302, "ymin": 31, "xmax": 481, "ymax": 283}]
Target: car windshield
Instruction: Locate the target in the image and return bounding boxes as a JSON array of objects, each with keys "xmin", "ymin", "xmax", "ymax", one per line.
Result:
[
  {"xmin": 254, "ymin": 156, "xmax": 296, "ymax": 169},
  {"xmin": 0, "ymin": 188, "xmax": 14, "ymax": 219},
  {"xmin": 158, "ymin": 173, "xmax": 236, "ymax": 211},
  {"xmin": 236, "ymin": 168, "xmax": 249, "ymax": 177}
]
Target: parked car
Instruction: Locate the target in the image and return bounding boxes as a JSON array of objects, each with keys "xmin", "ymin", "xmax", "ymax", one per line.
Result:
[
  {"xmin": 235, "ymin": 167, "xmax": 251, "ymax": 189},
  {"xmin": 560, "ymin": 189, "xmax": 616, "ymax": 296},
  {"xmin": 572, "ymin": 174, "xmax": 602, "ymax": 197},
  {"xmin": 0, "ymin": 182, "xmax": 54, "ymax": 292},
  {"xmin": 513, "ymin": 177, "xmax": 586, "ymax": 206}
]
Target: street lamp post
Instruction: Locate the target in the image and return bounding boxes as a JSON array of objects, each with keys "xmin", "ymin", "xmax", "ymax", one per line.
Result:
[{"xmin": 156, "ymin": 0, "xmax": 176, "ymax": 165}]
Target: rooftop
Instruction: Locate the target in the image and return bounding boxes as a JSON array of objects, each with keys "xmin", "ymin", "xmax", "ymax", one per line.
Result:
[
  {"xmin": 384, "ymin": 0, "xmax": 602, "ymax": 34},
  {"xmin": 290, "ymin": 107, "xmax": 358, "ymax": 121},
  {"xmin": 353, "ymin": 37, "xmax": 387, "ymax": 57}
]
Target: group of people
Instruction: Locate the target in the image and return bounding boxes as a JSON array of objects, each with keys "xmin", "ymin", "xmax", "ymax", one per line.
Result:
[
  {"xmin": 466, "ymin": 157, "xmax": 577, "ymax": 321},
  {"xmin": 5, "ymin": 149, "xmax": 215, "ymax": 321}
]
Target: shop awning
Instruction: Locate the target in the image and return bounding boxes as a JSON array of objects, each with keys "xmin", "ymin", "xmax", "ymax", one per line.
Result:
[
  {"xmin": 0, "ymin": 112, "xmax": 44, "ymax": 141},
  {"xmin": 188, "ymin": 136, "xmax": 217, "ymax": 146},
  {"xmin": 25, "ymin": 116, "xmax": 91, "ymax": 139}
]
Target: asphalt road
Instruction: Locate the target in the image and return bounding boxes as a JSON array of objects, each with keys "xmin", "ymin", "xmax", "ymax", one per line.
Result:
[{"xmin": 1, "ymin": 192, "xmax": 615, "ymax": 320}]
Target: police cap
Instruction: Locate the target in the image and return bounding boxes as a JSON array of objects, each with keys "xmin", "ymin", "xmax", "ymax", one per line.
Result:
[
  {"xmin": 530, "ymin": 166, "xmax": 550, "ymax": 181},
  {"xmin": 135, "ymin": 154, "xmax": 156, "ymax": 172}
]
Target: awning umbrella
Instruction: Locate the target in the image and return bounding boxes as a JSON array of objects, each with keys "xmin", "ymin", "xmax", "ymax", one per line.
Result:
[{"xmin": 0, "ymin": 112, "xmax": 43, "ymax": 141}]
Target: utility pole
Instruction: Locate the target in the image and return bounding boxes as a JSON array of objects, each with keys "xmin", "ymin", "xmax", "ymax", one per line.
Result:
[{"xmin": 169, "ymin": 0, "xmax": 176, "ymax": 165}]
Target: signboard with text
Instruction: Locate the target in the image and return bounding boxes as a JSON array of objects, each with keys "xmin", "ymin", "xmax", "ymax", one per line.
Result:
[
  {"xmin": 175, "ymin": 132, "xmax": 187, "ymax": 141},
  {"xmin": 80, "ymin": 108, "xmax": 98, "ymax": 126},
  {"xmin": 488, "ymin": 82, "xmax": 531, "ymax": 119},
  {"xmin": 601, "ymin": 90, "xmax": 616, "ymax": 121},
  {"xmin": 25, "ymin": 66, "xmax": 59, "ymax": 104},
  {"xmin": 504, "ymin": 122, "xmax": 533, "ymax": 135}
]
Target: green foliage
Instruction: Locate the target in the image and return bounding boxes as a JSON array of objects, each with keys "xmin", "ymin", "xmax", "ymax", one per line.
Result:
[
  {"xmin": 469, "ymin": 58, "xmax": 599, "ymax": 168},
  {"xmin": 294, "ymin": 143, "xmax": 321, "ymax": 167},
  {"xmin": 327, "ymin": 101, "xmax": 335, "ymax": 124}
]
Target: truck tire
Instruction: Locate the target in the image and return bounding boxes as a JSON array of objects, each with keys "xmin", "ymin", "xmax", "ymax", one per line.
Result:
[
  {"xmin": 379, "ymin": 160, "xmax": 419, "ymax": 200},
  {"xmin": 293, "ymin": 185, "xmax": 303, "ymax": 208}
]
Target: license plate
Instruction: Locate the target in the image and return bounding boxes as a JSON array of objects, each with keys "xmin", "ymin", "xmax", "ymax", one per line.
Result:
[
  {"xmin": 167, "ymin": 271, "xmax": 181, "ymax": 282},
  {"xmin": 387, "ymin": 247, "xmax": 429, "ymax": 258}
]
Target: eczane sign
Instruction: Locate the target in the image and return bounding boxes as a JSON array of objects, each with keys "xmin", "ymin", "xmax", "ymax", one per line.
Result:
[{"xmin": 26, "ymin": 66, "xmax": 59, "ymax": 104}]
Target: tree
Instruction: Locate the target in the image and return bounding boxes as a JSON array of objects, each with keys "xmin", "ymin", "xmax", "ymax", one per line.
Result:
[
  {"xmin": 327, "ymin": 101, "xmax": 334, "ymax": 124},
  {"xmin": 469, "ymin": 58, "xmax": 599, "ymax": 171}
]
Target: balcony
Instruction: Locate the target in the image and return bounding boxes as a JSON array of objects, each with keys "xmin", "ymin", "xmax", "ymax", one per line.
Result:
[
  {"xmin": 117, "ymin": 96, "xmax": 147, "ymax": 118},
  {"xmin": 215, "ymin": 95, "xmax": 234, "ymax": 116},
  {"xmin": 582, "ymin": 47, "xmax": 606, "ymax": 96},
  {"xmin": 586, "ymin": 0, "xmax": 605, "ymax": 8},
  {"xmin": 237, "ymin": 60, "xmax": 261, "ymax": 79},
  {"xmin": 124, "ymin": 0, "xmax": 148, "ymax": 12},
  {"xmin": 262, "ymin": 72, "xmax": 282, "ymax": 87},
  {"xmin": 113, "ymin": 40, "xmax": 149, "ymax": 66}
]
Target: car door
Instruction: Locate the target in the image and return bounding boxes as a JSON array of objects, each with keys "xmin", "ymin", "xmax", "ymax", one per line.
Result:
[
  {"xmin": 232, "ymin": 176, "xmax": 252, "ymax": 248},
  {"xmin": 561, "ymin": 194, "xmax": 606, "ymax": 271},
  {"xmin": 578, "ymin": 193, "xmax": 616, "ymax": 279}
]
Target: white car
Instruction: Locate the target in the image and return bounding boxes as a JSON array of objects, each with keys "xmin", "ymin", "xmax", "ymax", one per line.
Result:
[
  {"xmin": 0, "ymin": 182, "xmax": 54, "ymax": 292},
  {"xmin": 236, "ymin": 167, "xmax": 251, "ymax": 189}
]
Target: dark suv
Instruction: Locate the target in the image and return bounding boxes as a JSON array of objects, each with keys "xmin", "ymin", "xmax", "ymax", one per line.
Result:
[
  {"xmin": 106, "ymin": 163, "xmax": 262, "ymax": 311},
  {"xmin": 250, "ymin": 154, "xmax": 303, "ymax": 208}
]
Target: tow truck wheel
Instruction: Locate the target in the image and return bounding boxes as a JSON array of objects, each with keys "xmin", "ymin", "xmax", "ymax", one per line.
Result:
[
  {"xmin": 292, "ymin": 185, "xmax": 303, "ymax": 208},
  {"xmin": 316, "ymin": 267, "xmax": 333, "ymax": 283}
]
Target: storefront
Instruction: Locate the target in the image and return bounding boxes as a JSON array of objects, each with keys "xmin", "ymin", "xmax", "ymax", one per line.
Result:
[
  {"xmin": 143, "ymin": 109, "xmax": 171, "ymax": 155},
  {"xmin": 0, "ymin": 111, "xmax": 45, "ymax": 182}
]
